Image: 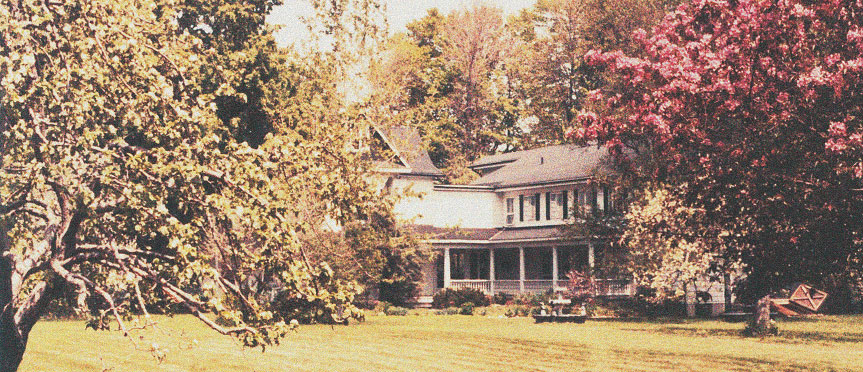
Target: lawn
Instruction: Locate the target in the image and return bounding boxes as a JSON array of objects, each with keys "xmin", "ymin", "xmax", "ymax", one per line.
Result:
[{"xmin": 18, "ymin": 312, "xmax": 863, "ymax": 372}]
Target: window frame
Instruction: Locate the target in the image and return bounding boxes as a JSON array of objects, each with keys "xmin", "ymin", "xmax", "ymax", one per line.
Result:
[
  {"xmin": 506, "ymin": 198, "xmax": 515, "ymax": 225},
  {"xmin": 534, "ymin": 193, "xmax": 541, "ymax": 221},
  {"xmin": 519, "ymin": 195, "xmax": 525, "ymax": 222}
]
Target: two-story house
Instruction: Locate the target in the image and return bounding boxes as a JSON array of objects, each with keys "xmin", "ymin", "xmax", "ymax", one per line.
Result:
[{"xmin": 373, "ymin": 127, "xmax": 634, "ymax": 306}]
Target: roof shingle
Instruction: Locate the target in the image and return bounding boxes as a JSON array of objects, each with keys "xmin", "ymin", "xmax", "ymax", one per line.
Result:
[{"xmin": 469, "ymin": 145, "xmax": 610, "ymax": 188}]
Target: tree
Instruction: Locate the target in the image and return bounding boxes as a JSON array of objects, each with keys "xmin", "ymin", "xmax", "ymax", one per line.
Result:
[
  {"xmin": 517, "ymin": 0, "xmax": 678, "ymax": 145},
  {"xmin": 0, "ymin": 0, "xmax": 392, "ymax": 370},
  {"xmin": 577, "ymin": 0, "xmax": 863, "ymax": 307},
  {"xmin": 368, "ymin": 7, "xmax": 524, "ymax": 183}
]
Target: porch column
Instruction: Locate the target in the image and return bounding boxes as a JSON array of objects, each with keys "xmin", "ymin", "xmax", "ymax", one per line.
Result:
[
  {"xmin": 552, "ymin": 246, "xmax": 559, "ymax": 289},
  {"xmin": 588, "ymin": 242, "xmax": 595, "ymax": 270},
  {"xmin": 519, "ymin": 247, "xmax": 525, "ymax": 292},
  {"xmin": 444, "ymin": 247, "xmax": 451, "ymax": 288},
  {"xmin": 489, "ymin": 248, "xmax": 495, "ymax": 294}
]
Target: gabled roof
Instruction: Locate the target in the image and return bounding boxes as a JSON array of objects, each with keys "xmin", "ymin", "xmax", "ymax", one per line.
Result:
[
  {"xmin": 374, "ymin": 126, "xmax": 444, "ymax": 178},
  {"xmin": 469, "ymin": 145, "xmax": 610, "ymax": 188}
]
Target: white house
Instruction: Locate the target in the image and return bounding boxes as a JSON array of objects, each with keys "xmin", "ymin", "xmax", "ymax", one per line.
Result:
[{"xmin": 372, "ymin": 127, "xmax": 636, "ymax": 306}]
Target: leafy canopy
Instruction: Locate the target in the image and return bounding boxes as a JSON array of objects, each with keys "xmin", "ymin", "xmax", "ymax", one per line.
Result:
[
  {"xmin": 0, "ymin": 0, "xmax": 397, "ymax": 370},
  {"xmin": 577, "ymin": 0, "xmax": 863, "ymax": 302}
]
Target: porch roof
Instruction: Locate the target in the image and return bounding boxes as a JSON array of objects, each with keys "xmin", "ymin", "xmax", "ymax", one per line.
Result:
[
  {"xmin": 408, "ymin": 225, "xmax": 499, "ymax": 241},
  {"xmin": 488, "ymin": 225, "xmax": 566, "ymax": 242},
  {"xmin": 408, "ymin": 224, "xmax": 573, "ymax": 244}
]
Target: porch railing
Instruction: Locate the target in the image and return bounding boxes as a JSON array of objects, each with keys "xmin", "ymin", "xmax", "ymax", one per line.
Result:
[
  {"xmin": 450, "ymin": 279, "xmax": 557, "ymax": 294},
  {"xmin": 595, "ymin": 279, "xmax": 634, "ymax": 297},
  {"xmin": 448, "ymin": 278, "xmax": 634, "ymax": 296},
  {"xmin": 493, "ymin": 280, "xmax": 520, "ymax": 293},
  {"xmin": 449, "ymin": 279, "xmax": 490, "ymax": 293},
  {"xmin": 523, "ymin": 280, "xmax": 555, "ymax": 293}
]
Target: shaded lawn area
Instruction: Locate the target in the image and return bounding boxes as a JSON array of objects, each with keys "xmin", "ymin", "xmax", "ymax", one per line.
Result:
[{"xmin": 19, "ymin": 313, "xmax": 863, "ymax": 371}]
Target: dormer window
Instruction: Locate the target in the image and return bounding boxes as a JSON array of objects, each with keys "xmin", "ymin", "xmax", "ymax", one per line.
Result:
[{"xmin": 506, "ymin": 198, "xmax": 514, "ymax": 225}]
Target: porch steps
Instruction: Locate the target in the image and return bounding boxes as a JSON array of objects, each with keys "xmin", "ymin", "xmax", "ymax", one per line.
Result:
[{"xmin": 411, "ymin": 296, "xmax": 434, "ymax": 308}]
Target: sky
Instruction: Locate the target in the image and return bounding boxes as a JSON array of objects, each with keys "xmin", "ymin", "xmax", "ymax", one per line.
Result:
[{"xmin": 267, "ymin": 0, "xmax": 537, "ymax": 48}]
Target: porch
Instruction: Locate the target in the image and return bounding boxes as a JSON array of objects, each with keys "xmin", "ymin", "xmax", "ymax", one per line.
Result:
[
  {"xmin": 435, "ymin": 245, "xmax": 634, "ymax": 297},
  {"xmin": 447, "ymin": 278, "xmax": 634, "ymax": 297}
]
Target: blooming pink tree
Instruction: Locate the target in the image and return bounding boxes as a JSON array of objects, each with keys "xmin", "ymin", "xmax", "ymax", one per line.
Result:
[{"xmin": 577, "ymin": 0, "xmax": 863, "ymax": 305}]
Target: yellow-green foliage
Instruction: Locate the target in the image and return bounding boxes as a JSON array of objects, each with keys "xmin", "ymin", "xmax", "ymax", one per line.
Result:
[{"xmin": 0, "ymin": 0, "xmax": 392, "ymax": 369}]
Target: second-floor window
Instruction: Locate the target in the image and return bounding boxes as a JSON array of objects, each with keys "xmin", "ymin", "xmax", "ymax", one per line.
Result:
[
  {"xmin": 534, "ymin": 193, "xmax": 541, "ymax": 221},
  {"xmin": 507, "ymin": 188, "xmax": 614, "ymax": 225},
  {"xmin": 528, "ymin": 194, "xmax": 538, "ymax": 221},
  {"xmin": 519, "ymin": 195, "xmax": 525, "ymax": 222},
  {"xmin": 554, "ymin": 191, "xmax": 568, "ymax": 220}
]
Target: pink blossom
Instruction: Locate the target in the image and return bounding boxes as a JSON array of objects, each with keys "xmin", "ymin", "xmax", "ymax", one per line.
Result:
[
  {"xmin": 587, "ymin": 89, "xmax": 603, "ymax": 102},
  {"xmin": 633, "ymin": 28, "xmax": 647, "ymax": 43},
  {"xmin": 828, "ymin": 121, "xmax": 847, "ymax": 137},
  {"xmin": 792, "ymin": 4, "xmax": 815, "ymax": 18},
  {"xmin": 577, "ymin": 111, "xmax": 598, "ymax": 127},
  {"xmin": 825, "ymin": 138, "xmax": 846, "ymax": 153},
  {"xmin": 848, "ymin": 26, "xmax": 863, "ymax": 46}
]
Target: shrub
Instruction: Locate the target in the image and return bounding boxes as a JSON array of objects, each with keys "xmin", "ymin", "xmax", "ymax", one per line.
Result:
[
  {"xmin": 272, "ymin": 290, "xmax": 362, "ymax": 324},
  {"xmin": 459, "ymin": 302, "xmax": 475, "ymax": 315},
  {"xmin": 434, "ymin": 307, "xmax": 459, "ymax": 315},
  {"xmin": 384, "ymin": 306, "xmax": 409, "ymax": 316},
  {"xmin": 504, "ymin": 305, "xmax": 532, "ymax": 318},
  {"xmin": 513, "ymin": 291, "xmax": 553, "ymax": 307},
  {"xmin": 374, "ymin": 301, "xmax": 409, "ymax": 316},
  {"xmin": 378, "ymin": 279, "xmax": 419, "ymax": 308},
  {"xmin": 352, "ymin": 296, "xmax": 379, "ymax": 311},
  {"xmin": 374, "ymin": 301, "xmax": 392, "ymax": 313},
  {"xmin": 432, "ymin": 288, "xmax": 490, "ymax": 309},
  {"xmin": 492, "ymin": 292, "xmax": 512, "ymax": 305},
  {"xmin": 743, "ymin": 319, "xmax": 779, "ymax": 337}
]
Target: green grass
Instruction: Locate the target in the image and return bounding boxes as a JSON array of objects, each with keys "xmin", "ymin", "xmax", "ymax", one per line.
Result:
[{"xmin": 18, "ymin": 313, "xmax": 863, "ymax": 371}]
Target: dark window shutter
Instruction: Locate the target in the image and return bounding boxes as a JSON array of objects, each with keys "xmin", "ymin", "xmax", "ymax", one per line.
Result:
[
  {"xmin": 519, "ymin": 195, "xmax": 524, "ymax": 222},
  {"xmin": 574, "ymin": 189, "xmax": 580, "ymax": 217},
  {"xmin": 545, "ymin": 192, "xmax": 551, "ymax": 220},
  {"xmin": 562, "ymin": 191, "xmax": 569, "ymax": 219},
  {"xmin": 534, "ymin": 193, "xmax": 541, "ymax": 221}
]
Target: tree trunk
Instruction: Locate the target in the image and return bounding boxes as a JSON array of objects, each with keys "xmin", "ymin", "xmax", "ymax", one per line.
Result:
[
  {"xmin": 754, "ymin": 295, "xmax": 771, "ymax": 328},
  {"xmin": 0, "ymin": 250, "xmax": 25, "ymax": 372},
  {"xmin": 723, "ymin": 273, "xmax": 732, "ymax": 312},
  {"xmin": 0, "ymin": 308, "xmax": 26, "ymax": 372},
  {"xmin": 745, "ymin": 295, "xmax": 776, "ymax": 337}
]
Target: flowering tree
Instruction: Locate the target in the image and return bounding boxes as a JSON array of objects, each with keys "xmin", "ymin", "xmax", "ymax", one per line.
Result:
[{"xmin": 577, "ymin": 0, "xmax": 863, "ymax": 304}]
